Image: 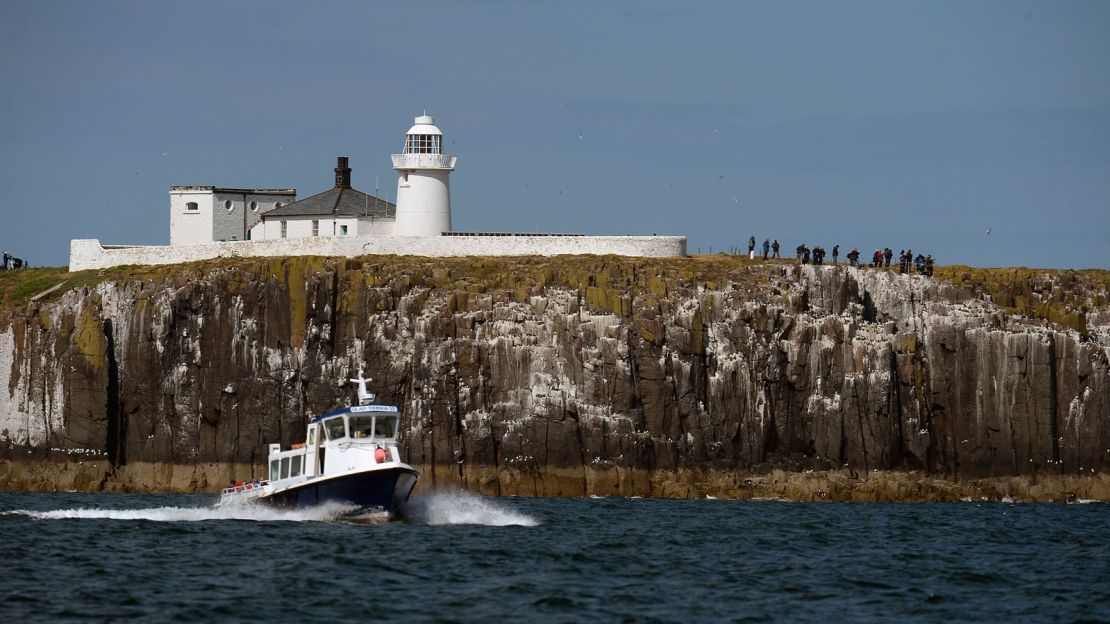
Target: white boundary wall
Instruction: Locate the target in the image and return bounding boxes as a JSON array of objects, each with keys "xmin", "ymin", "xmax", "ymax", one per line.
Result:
[{"xmin": 69, "ymin": 235, "xmax": 687, "ymax": 271}]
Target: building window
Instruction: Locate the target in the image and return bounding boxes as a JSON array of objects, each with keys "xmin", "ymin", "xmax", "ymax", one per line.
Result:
[
  {"xmin": 224, "ymin": 200, "xmax": 233, "ymax": 210},
  {"xmin": 186, "ymin": 202, "xmax": 198, "ymax": 211},
  {"xmin": 312, "ymin": 220, "xmax": 319, "ymax": 237},
  {"xmin": 404, "ymin": 134, "xmax": 441, "ymax": 154},
  {"xmin": 249, "ymin": 201, "xmax": 257, "ymax": 211},
  {"xmin": 340, "ymin": 225, "xmax": 348, "ymax": 236},
  {"xmin": 281, "ymin": 221, "xmax": 287, "ymax": 238}
]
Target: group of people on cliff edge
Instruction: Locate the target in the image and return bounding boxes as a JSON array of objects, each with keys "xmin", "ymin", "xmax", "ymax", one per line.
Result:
[
  {"xmin": 744, "ymin": 235, "xmax": 935, "ymax": 277},
  {"xmin": 0, "ymin": 250, "xmax": 27, "ymax": 270},
  {"xmin": 843, "ymin": 246, "xmax": 934, "ymax": 276}
]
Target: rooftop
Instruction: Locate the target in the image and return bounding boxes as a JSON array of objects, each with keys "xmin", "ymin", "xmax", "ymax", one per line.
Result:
[
  {"xmin": 171, "ymin": 186, "xmax": 296, "ymax": 195},
  {"xmin": 261, "ymin": 187, "xmax": 394, "ymax": 218}
]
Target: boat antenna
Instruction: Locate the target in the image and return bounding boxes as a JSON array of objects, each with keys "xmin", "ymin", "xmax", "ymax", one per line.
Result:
[{"xmin": 349, "ymin": 368, "xmax": 375, "ymax": 405}]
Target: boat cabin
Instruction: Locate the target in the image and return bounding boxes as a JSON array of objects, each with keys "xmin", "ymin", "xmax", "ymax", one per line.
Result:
[{"xmin": 267, "ymin": 404, "xmax": 402, "ymax": 484}]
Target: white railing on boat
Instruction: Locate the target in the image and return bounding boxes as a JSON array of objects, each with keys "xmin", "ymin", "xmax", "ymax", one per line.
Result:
[{"xmin": 221, "ymin": 481, "xmax": 270, "ymax": 499}]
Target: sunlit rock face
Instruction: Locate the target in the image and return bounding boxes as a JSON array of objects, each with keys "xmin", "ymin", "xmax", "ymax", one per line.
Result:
[{"xmin": 1, "ymin": 257, "xmax": 1107, "ymax": 498}]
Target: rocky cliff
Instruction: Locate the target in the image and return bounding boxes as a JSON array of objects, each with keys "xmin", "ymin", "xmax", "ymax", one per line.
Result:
[{"xmin": 1, "ymin": 256, "xmax": 1108, "ymax": 501}]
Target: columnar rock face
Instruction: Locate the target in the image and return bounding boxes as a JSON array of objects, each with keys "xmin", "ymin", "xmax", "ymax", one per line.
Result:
[{"xmin": 1, "ymin": 257, "xmax": 1107, "ymax": 499}]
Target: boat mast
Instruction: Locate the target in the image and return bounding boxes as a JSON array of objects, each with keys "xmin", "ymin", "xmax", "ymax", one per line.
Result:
[{"xmin": 350, "ymin": 368, "xmax": 375, "ymax": 405}]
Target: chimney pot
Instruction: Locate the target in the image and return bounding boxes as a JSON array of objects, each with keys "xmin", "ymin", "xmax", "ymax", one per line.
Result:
[{"xmin": 335, "ymin": 156, "xmax": 352, "ymax": 188}]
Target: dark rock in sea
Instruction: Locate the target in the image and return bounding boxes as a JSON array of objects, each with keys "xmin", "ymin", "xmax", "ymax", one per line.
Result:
[{"xmin": 0, "ymin": 257, "xmax": 1107, "ymax": 501}]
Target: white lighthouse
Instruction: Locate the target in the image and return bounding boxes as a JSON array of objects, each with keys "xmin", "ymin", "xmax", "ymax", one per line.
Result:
[{"xmin": 391, "ymin": 115, "xmax": 457, "ymax": 236}]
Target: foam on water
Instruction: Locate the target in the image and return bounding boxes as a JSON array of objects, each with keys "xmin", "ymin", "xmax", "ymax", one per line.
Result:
[
  {"xmin": 4, "ymin": 500, "xmax": 357, "ymax": 522},
  {"xmin": 405, "ymin": 490, "xmax": 540, "ymax": 526}
]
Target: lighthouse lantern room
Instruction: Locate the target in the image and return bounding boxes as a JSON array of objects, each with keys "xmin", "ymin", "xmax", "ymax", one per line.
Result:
[{"xmin": 392, "ymin": 115, "xmax": 457, "ymax": 237}]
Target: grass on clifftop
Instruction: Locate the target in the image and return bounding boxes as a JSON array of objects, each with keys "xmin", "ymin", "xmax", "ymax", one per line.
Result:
[
  {"xmin": 0, "ymin": 267, "xmax": 104, "ymax": 310},
  {"xmin": 2, "ymin": 257, "xmax": 1107, "ymax": 333},
  {"xmin": 932, "ymin": 265, "xmax": 1109, "ymax": 332}
]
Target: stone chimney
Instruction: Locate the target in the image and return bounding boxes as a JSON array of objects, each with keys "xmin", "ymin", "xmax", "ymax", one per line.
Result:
[{"xmin": 335, "ymin": 156, "xmax": 351, "ymax": 189}]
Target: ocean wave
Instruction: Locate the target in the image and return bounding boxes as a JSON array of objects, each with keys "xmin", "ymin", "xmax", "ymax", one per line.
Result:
[
  {"xmin": 2, "ymin": 501, "xmax": 357, "ymax": 522},
  {"xmin": 404, "ymin": 490, "xmax": 540, "ymax": 526}
]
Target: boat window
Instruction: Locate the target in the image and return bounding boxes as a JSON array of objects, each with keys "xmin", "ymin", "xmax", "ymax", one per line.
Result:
[
  {"xmin": 323, "ymin": 417, "xmax": 347, "ymax": 440},
  {"xmin": 290, "ymin": 455, "xmax": 302, "ymax": 478},
  {"xmin": 349, "ymin": 415, "xmax": 375, "ymax": 439},
  {"xmin": 280, "ymin": 457, "xmax": 290, "ymax": 480},
  {"xmin": 374, "ymin": 416, "xmax": 398, "ymax": 439},
  {"xmin": 307, "ymin": 427, "xmax": 316, "ymax": 446},
  {"xmin": 270, "ymin": 459, "xmax": 279, "ymax": 480}
]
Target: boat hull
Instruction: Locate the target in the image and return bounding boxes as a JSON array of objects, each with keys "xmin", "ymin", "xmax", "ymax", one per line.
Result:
[{"xmin": 254, "ymin": 467, "xmax": 418, "ymax": 518}]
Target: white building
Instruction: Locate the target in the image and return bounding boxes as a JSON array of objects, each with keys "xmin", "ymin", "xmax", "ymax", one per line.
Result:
[
  {"xmin": 170, "ymin": 186, "xmax": 296, "ymax": 246},
  {"xmin": 250, "ymin": 157, "xmax": 395, "ymax": 241},
  {"xmin": 71, "ymin": 113, "xmax": 687, "ymax": 271},
  {"xmin": 392, "ymin": 115, "xmax": 456, "ymax": 236}
]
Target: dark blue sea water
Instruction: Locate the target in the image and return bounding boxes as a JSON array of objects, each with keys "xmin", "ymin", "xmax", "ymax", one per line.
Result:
[{"xmin": 1, "ymin": 492, "xmax": 1107, "ymax": 623}]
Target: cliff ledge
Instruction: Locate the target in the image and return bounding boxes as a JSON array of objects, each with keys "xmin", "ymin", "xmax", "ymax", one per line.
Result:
[{"xmin": 1, "ymin": 256, "xmax": 1107, "ymax": 502}]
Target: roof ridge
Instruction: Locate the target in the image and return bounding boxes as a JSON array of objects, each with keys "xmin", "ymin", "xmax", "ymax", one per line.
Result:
[{"xmin": 332, "ymin": 187, "xmax": 344, "ymax": 215}]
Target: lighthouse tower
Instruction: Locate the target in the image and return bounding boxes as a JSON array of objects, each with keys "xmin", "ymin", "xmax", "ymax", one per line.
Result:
[{"xmin": 391, "ymin": 115, "xmax": 457, "ymax": 236}]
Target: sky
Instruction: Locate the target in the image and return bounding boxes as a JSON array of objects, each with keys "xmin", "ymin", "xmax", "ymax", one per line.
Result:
[{"xmin": 1, "ymin": 0, "xmax": 1108, "ymax": 269}]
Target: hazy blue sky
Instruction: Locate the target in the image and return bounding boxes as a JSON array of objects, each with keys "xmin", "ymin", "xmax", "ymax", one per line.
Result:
[{"xmin": 2, "ymin": 0, "xmax": 1108, "ymax": 268}]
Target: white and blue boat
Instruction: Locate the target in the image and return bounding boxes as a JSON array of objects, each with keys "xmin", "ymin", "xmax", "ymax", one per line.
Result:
[{"xmin": 219, "ymin": 370, "xmax": 419, "ymax": 521}]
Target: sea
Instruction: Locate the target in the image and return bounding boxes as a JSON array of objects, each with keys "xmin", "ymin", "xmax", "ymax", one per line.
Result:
[{"xmin": 1, "ymin": 492, "xmax": 1107, "ymax": 623}]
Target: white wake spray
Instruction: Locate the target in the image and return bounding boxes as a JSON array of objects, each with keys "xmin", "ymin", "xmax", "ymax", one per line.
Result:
[
  {"xmin": 4, "ymin": 500, "xmax": 357, "ymax": 522},
  {"xmin": 404, "ymin": 490, "xmax": 540, "ymax": 526}
]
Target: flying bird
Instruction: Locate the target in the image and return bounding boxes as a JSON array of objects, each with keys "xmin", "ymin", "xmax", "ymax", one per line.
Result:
[{"xmin": 985, "ymin": 228, "xmax": 992, "ymax": 235}]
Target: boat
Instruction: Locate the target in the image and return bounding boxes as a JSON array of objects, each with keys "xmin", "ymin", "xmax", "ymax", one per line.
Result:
[{"xmin": 218, "ymin": 369, "xmax": 419, "ymax": 521}]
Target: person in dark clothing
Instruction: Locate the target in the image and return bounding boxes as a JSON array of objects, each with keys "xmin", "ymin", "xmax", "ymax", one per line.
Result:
[
  {"xmin": 801, "ymin": 245, "xmax": 810, "ymax": 264},
  {"xmin": 914, "ymin": 254, "xmax": 926, "ymax": 273},
  {"xmin": 883, "ymin": 247, "xmax": 893, "ymax": 267},
  {"xmin": 762, "ymin": 238, "xmax": 770, "ymax": 260},
  {"xmin": 771, "ymin": 240, "xmax": 780, "ymax": 258},
  {"xmin": 796, "ymin": 244, "xmax": 805, "ymax": 262},
  {"xmin": 813, "ymin": 246, "xmax": 824, "ymax": 265},
  {"xmin": 898, "ymin": 250, "xmax": 906, "ymax": 274},
  {"xmin": 847, "ymin": 248, "xmax": 860, "ymax": 267},
  {"xmin": 748, "ymin": 235, "xmax": 756, "ymax": 257},
  {"xmin": 832, "ymin": 244, "xmax": 839, "ymax": 265},
  {"xmin": 924, "ymin": 254, "xmax": 934, "ymax": 277},
  {"xmin": 1, "ymin": 251, "xmax": 9, "ymax": 271}
]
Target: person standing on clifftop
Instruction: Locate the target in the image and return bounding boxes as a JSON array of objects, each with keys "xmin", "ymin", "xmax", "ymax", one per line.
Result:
[
  {"xmin": 748, "ymin": 235, "xmax": 756, "ymax": 257},
  {"xmin": 1, "ymin": 251, "xmax": 9, "ymax": 271},
  {"xmin": 832, "ymin": 244, "xmax": 839, "ymax": 265},
  {"xmin": 884, "ymin": 247, "xmax": 893, "ymax": 268},
  {"xmin": 762, "ymin": 238, "xmax": 770, "ymax": 260},
  {"xmin": 772, "ymin": 240, "xmax": 780, "ymax": 258}
]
